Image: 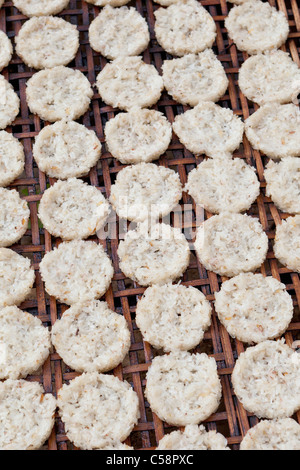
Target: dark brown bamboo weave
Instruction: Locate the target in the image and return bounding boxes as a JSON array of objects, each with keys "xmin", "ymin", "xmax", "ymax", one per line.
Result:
[{"xmin": 2, "ymin": 0, "xmax": 300, "ymax": 450}]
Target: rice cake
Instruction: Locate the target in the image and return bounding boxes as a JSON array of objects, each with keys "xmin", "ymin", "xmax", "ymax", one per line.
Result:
[
  {"xmin": 154, "ymin": 0, "xmax": 216, "ymax": 56},
  {"xmin": 104, "ymin": 108, "xmax": 172, "ymax": 164},
  {"xmin": 118, "ymin": 222, "xmax": 190, "ymax": 286},
  {"xmin": 89, "ymin": 6, "xmax": 149, "ymax": 60},
  {"xmin": 40, "ymin": 240, "xmax": 114, "ymax": 305},
  {"xmin": 145, "ymin": 351, "xmax": 222, "ymax": 426},
  {"xmin": 194, "ymin": 213, "xmax": 268, "ymax": 277},
  {"xmin": 232, "ymin": 340, "xmax": 300, "ymax": 419},
  {"xmin": 38, "ymin": 178, "xmax": 110, "ymax": 240},
  {"xmin": 52, "ymin": 300, "xmax": 130, "ymax": 373},
  {"xmin": 215, "ymin": 273, "xmax": 293, "ymax": 343},
  {"xmin": 136, "ymin": 284, "xmax": 212, "ymax": 352},
  {"xmin": 57, "ymin": 372, "xmax": 140, "ymax": 450},
  {"xmin": 109, "ymin": 163, "xmax": 182, "ymax": 222}
]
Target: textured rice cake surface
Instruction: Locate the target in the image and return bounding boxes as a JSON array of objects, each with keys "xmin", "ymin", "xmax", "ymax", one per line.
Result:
[
  {"xmin": 239, "ymin": 50, "xmax": 300, "ymax": 106},
  {"xmin": 33, "ymin": 121, "xmax": 101, "ymax": 179},
  {"xmin": 173, "ymin": 102, "xmax": 244, "ymax": 159},
  {"xmin": 240, "ymin": 419, "xmax": 300, "ymax": 450},
  {"xmin": 0, "ymin": 131, "xmax": 25, "ymax": 187},
  {"xmin": 12, "ymin": 0, "xmax": 70, "ymax": 16},
  {"xmin": 110, "ymin": 163, "xmax": 182, "ymax": 222},
  {"xmin": 245, "ymin": 104, "xmax": 300, "ymax": 159},
  {"xmin": 232, "ymin": 340, "xmax": 300, "ymax": 419},
  {"xmin": 185, "ymin": 159, "xmax": 259, "ymax": 214},
  {"xmin": 105, "ymin": 108, "xmax": 172, "ymax": 164},
  {"xmin": 215, "ymin": 273, "xmax": 293, "ymax": 344},
  {"xmin": 0, "ymin": 379, "xmax": 56, "ymax": 450},
  {"xmin": 96, "ymin": 57, "xmax": 163, "ymax": 111},
  {"xmin": 0, "ymin": 248, "xmax": 35, "ymax": 308},
  {"xmin": 85, "ymin": 0, "xmax": 130, "ymax": 5},
  {"xmin": 16, "ymin": 16, "xmax": 79, "ymax": 69},
  {"xmin": 157, "ymin": 425, "xmax": 229, "ymax": 450},
  {"xmin": 136, "ymin": 284, "xmax": 212, "ymax": 352},
  {"xmin": 57, "ymin": 372, "xmax": 140, "ymax": 450},
  {"xmin": 52, "ymin": 300, "xmax": 130, "ymax": 373},
  {"xmin": 89, "ymin": 6, "xmax": 149, "ymax": 59},
  {"xmin": 38, "ymin": 178, "xmax": 110, "ymax": 240},
  {"xmin": 100, "ymin": 443, "xmax": 134, "ymax": 450},
  {"xmin": 26, "ymin": 66, "xmax": 93, "ymax": 122},
  {"xmin": 0, "ymin": 188, "xmax": 29, "ymax": 247},
  {"xmin": 0, "ymin": 75, "xmax": 20, "ymax": 129},
  {"xmin": 0, "ymin": 306, "xmax": 51, "ymax": 379},
  {"xmin": 118, "ymin": 222, "xmax": 190, "ymax": 286},
  {"xmin": 154, "ymin": 0, "xmax": 216, "ymax": 56},
  {"xmin": 265, "ymin": 158, "xmax": 300, "ymax": 215},
  {"xmin": 0, "ymin": 30, "xmax": 12, "ymax": 71},
  {"xmin": 145, "ymin": 351, "xmax": 222, "ymax": 426},
  {"xmin": 274, "ymin": 216, "xmax": 300, "ymax": 273},
  {"xmin": 225, "ymin": 1, "xmax": 289, "ymax": 55},
  {"xmin": 162, "ymin": 50, "xmax": 228, "ymax": 106},
  {"xmin": 40, "ymin": 240, "xmax": 114, "ymax": 305},
  {"xmin": 194, "ymin": 213, "xmax": 268, "ymax": 278}
]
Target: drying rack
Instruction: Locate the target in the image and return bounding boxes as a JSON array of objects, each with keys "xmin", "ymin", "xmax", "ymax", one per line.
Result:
[{"xmin": 1, "ymin": 0, "xmax": 300, "ymax": 449}]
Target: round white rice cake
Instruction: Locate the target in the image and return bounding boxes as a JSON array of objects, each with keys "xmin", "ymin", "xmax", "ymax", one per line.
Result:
[
  {"xmin": 136, "ymin": 284, "xmax": 212, "ymax": 352},
  {"xmin": 185, "ymin": 159, "xmax": 259, "ymax": 214},
  {"xmin": 265, "ymin": 157, "xmax": 300, "ymax": 215},
  {"xmin": 39, "ymin": 240, "xmax": 114, "ymax": 305},
  {"xmin": 240, "ymin": 419, "xmax": 300, "ymax": 450},
  {"xmin": 225, "ymin": 1, "xmax": 289, "ymax": 55},
  {"xmin": 15, "ymin": 16, "xmax": 79, "ymax": 70},
  {"xmin": 0, "ymin": 188, "xmax": 29, "ymax": 247},
  {"xmin": 0, "ymin": 75, "xmax": 20, "ymax": 129},
  {"xmin": 0, "ymin": 306, "xmax": 51, "ymax": 380},
  {"xmin": 239, "ymin": 50, "xmax": 300, "ymax": 106},
  {"xmin": 245, "ymin": 104, "xmax": 300, "ymax": 160},
  {"xmin": 118, "ymin": 222, "xmax": 190, "ymax": 287},
  {"xmin": 145, "ymin": 351, "xmax": 221, "ymax": 426},
  {"xmin": 0, "ymin": 130, "xmax": 25, "ymax": 187},
  {"xmin": 89, "ymin": 6, "xmax": 149, "ymax": 60},
  {"xmin": 38, "ymin": 178, "xmax": 110, "ymax": 240},
  {"xmin": 274, "ymin": 216, "xmax": 300, "ymax": 273},
  {"xmin": 154, "ymin": 0, "xmax": 216, "ymax": 57},
  {"xmin": 0, "ymin": 30, "xmax": 12, "ymax": 71},
  {"xmin": 232, "ymin": 340, "xmax": 300, "ymax": 419},
  {"xmin": 57, "ymin": 372, "xmax": 140, "ymax": 450},
  {"xmin": 52, "ymin": 299, "xmax": 130, "ymax": 373},
  {"xmin": 96, "ymin": 57, "xmax": 163, "ymax": 111},
  {"xmin": 12, "ymin": 0, "xmax": 70, "ymax": 16},
  {"xmin": 104, "ymin": 108, "xmax": 172, "ymax": 164},
  {"xmin": 215, "ymin": 273, "xmax": 293, "ymax": 344},
  {"xmin": 173, "ymin": 102, "xmax": 244, "ymax": 159},
  {"xmin": 26, "ymin": 66, "xmax": 93, "ymax": 122},
  {"xmin": 162, "ymin": 50, "xmax": 228, "ymax": 106},
  {"xmin": 157, "ymin": 425, "xmax": 229, "ymax": 450},
  {"xmin": 85, "ymin": 0, "xmax": 130, "ymax": 6},
  {"xmin": 194, "ymin": 213, "xmax": 268, "ymax": 278},
  {"xmin": 109, "ymin": 163, "xmax": 182, "ymax": 223},
  {"xmin": 33, "ymin": 121, "xmax": 101, "ymax": 179},
  {"xmin": 0, "ymin": 248, "xmax": 35, "ymax": 308},
  {"xmin": 0, "ymin": 379, "xmax": 56, "ymax": 450}
]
